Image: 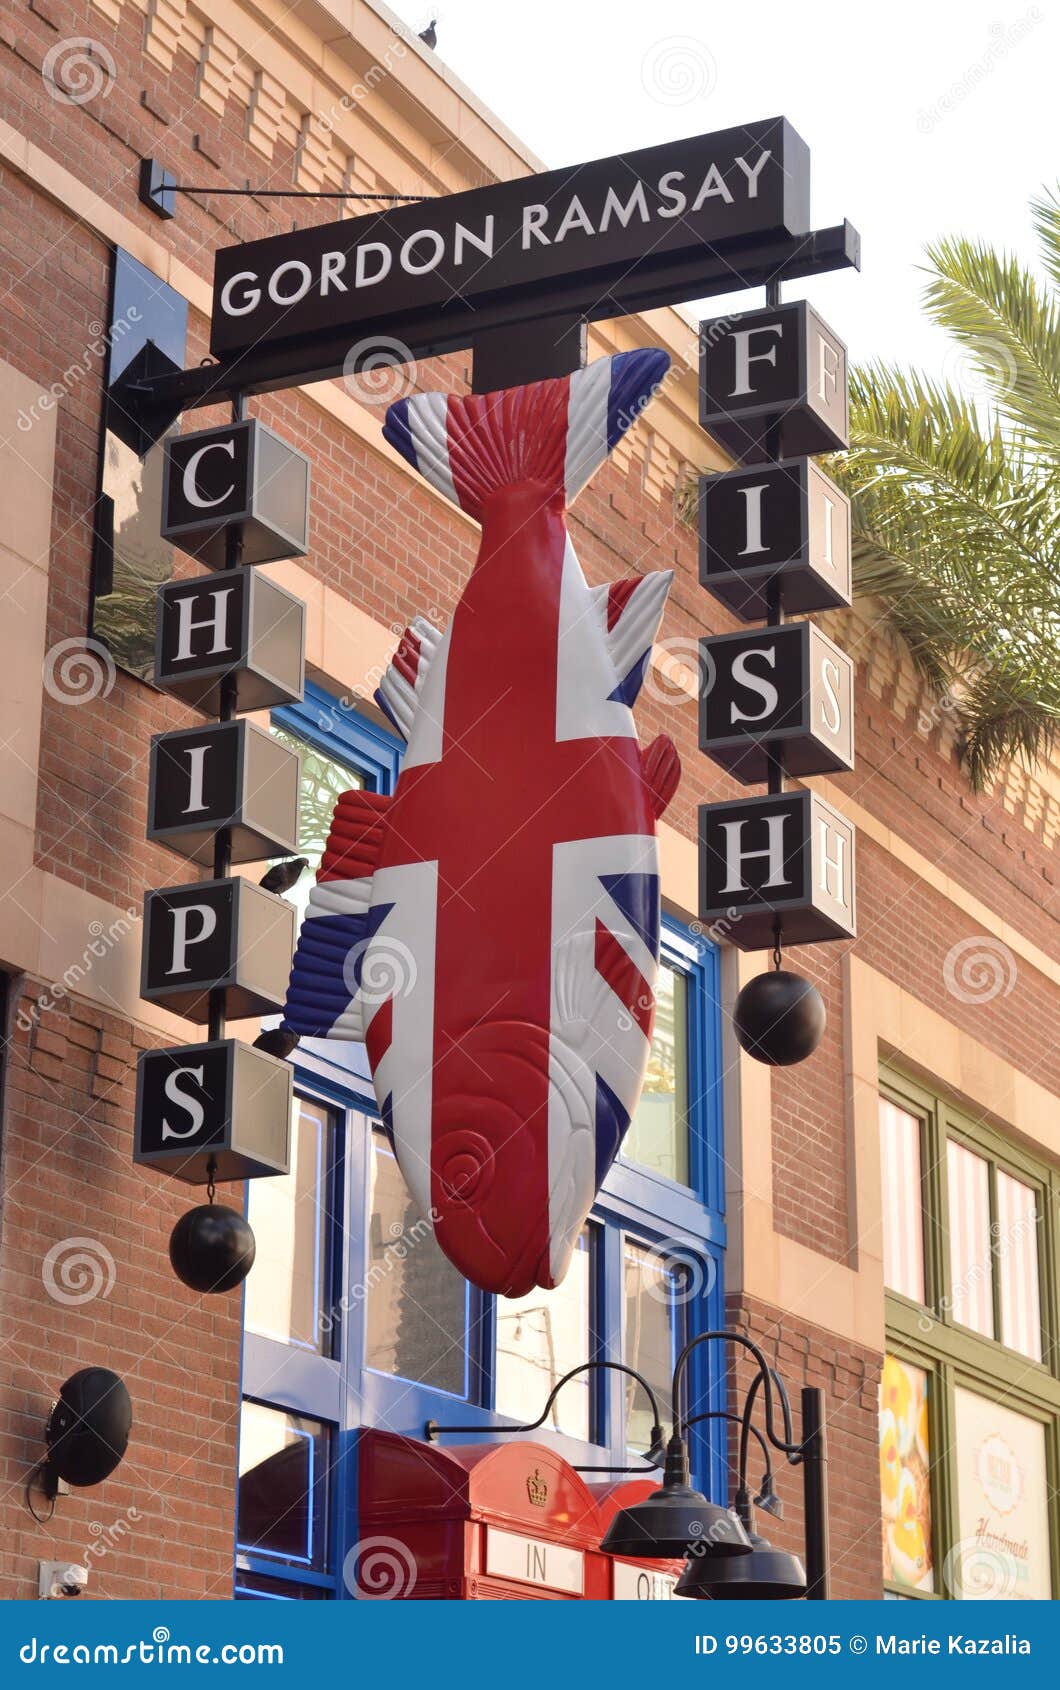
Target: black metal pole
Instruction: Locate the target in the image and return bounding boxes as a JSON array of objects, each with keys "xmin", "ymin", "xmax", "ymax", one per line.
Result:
[
  {"xmin": 206, "ymin": 392, "xmax": 246, "ymax": 1047},
  {"xmin": 801, "ymin": 1386, "xmax": 830, "ymax": 1599}
]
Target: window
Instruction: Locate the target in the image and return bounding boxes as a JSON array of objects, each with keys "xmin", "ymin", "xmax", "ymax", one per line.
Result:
[
  {"xmin": 236, "ymin": 1404, "xmax": 330, "ymax": 1590},
  {"xmin": 495, "ymin": 1230, "xmax": 594, "ymax": 1439},
  {"xmin": 624, "ymin": 963, "xmax": 690, "ymax": 1185},
  {"xmin": 365, "ymin": 1130, "xmax": 469, "ymax": 1398},
  {"xmin": 244, "ymin": 1096, "xmax": 338, "ymax": 1354},
  {"xmin": 878, "ymin": 1072, "xmax": 1060, "ymax": 1600},
  {"xmin": 622, "ymin": 1241, "xmax": 687, "ymax": 1453}
]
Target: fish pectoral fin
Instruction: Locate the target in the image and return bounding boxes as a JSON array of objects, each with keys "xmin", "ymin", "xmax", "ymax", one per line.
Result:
[
  {"xmin": 283, "ymin": 787, "xmax": 391, "ymax": 1039},
  {"xmin": 374, "ymin": 615, "xmax": 444, "ymax": 741},
  {"xmin": 590, "ymin": 571, "xmax": 673, "ymax": 706},
  {"xmin": 642, "ymin": 733, "xmax": 681, "ymax": 818}
]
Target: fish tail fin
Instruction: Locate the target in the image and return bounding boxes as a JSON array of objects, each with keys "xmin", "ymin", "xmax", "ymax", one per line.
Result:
[{"xmin": 383, "ymin": 348, "xmax": 670, "ymax": 519}]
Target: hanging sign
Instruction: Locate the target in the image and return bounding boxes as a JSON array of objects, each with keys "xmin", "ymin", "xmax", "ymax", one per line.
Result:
[
  {"xmin": 699, "ymin": 457, "xmax": 851, "ymax": 620},
  {"xmin": 147, "ymin": 719, "xmax": 300, "ymax": 865},
  {"xmin": 134, "ymin": 1039, "xmax": 292, "ymax": 1184},
  {"xmin": 700, "ymin": 621, "xmax": 854, "ymax": 782},
  {"xmin": 210, "ymin": 118, "xmax": 810, "ymax": 362},
  {"xmin": 154, "ymin": 570, "xmax": 305, "ymax": 715},
  {"xmin": 161, "ymin": 420, "xmax": 310, "ymax": 566},
  {"xmin": 699, "ymin": 789, "xmax": 856, "ymax": 949},
  {"xmin": 700, "ymin": 300, "xmax": 849, "ymax": 461},
  {"xmin": 141, "ymin": 878, "xmax": 296, "ymax": 1021}
]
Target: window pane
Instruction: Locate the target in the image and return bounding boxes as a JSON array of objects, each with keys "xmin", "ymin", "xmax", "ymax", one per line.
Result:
[
  {"xmin": 953, "ymin": 1389, "xmax": 1051, "ymax": 1599},
  {"xmin": 271, "ymin": 724, "xmax": 364, "ymax": 925},
  {"xmin": 879, "ymin": 1355, "xmax": 933, "ymax": 1594},
  {"xmin": 495, "ymin": 1230, "xmax": 592, "ymax": 1440},
  {"xmin": 947, "ymin": 1141, "xmax": 994, "ymax": 1337},
  {"xmin": 245, "ymin": 1097, "xmax": 334, "ymax": 1353},
  {"xmin": 996, "ymin": 1171, "xmax": 1043, "ymax": 1362},
  {"xmin": 624, "ymin": 964, "xmax": 690, "ymax": 1186},
  {"xmin": 235, "ymin": 1571, "xmax": 329, "ymax": 1600},
  {"xmin": 237, "ymin": 1403, "xmax": 329, "ymax": 1571},
  {"xmin": 878, "ymin": 1098, "xmax": 926, "ymax": 1302},
  {"xmin": 623, "ymin": 1242, "xmax": 686, "ymax": 1453},
  {"xmin": 365, "ymin": 1133, "xmax": 469, "ymax": 1397}
]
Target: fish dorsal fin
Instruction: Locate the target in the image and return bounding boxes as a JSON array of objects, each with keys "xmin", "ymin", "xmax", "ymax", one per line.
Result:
[
  {"xmin": 641, "ymin": 734, "xmax": 681, "ymax": 819},
  {"xmin": 383, "ymin": 349, "xmax": 670, "ymax": 520},
  {"xmin": 374, "ymin": 615, "xmax": 444, "ymax": 742},
  {"xmin": 589, "ymin": 571, "xmax": 673, "ymax": 705}
]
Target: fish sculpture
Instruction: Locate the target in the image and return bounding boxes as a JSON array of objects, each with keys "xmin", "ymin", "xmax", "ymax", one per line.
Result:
[{"xmin": 282, "ymin": 347, "xmax": 680, "ymax": 1296}]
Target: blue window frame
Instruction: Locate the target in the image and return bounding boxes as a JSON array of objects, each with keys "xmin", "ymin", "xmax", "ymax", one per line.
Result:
[{"xmin": 238, "ymin": 692, "xmax": 727, "ymax": 1597}]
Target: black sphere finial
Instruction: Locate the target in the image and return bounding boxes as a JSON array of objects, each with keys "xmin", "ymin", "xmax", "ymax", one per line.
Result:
[{"xmin": 732, "ymin": 970, "xmax": 826, "ymax": 1066}]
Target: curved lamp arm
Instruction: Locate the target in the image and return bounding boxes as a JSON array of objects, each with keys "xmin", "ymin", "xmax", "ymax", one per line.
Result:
[
  {"xmin": 684, "ymin": 1406, "xmax": 773, "ymax": 1484},
  {"xmin": 671, "ymin": 1329, "xmax": 801, "ymax": 1455},
  {"xmin": 425, "ymin": 1359, "xmax": 664, "ymax": 1457}
]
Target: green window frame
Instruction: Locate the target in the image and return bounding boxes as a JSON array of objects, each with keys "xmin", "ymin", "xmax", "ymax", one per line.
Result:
[{"xmin": 880, "ymin": 1066, "xmax": 1060, "ymax": 1601}]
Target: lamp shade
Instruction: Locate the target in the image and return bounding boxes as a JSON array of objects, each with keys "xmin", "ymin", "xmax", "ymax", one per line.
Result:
[
  {"xmin": 676, "ymin": 1529, "xmax": 806, "ymax": 1599},
  {"xmin": 600, "ymin": 1436, "xmax": 752, "ymax": 1560}
]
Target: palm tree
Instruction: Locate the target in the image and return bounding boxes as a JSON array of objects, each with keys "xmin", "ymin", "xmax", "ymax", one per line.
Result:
[{"xmin": 826, "ymin": 192, "xmax": 1060, "ymax": 789}]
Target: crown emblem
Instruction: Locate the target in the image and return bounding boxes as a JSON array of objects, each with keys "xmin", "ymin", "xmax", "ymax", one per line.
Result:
[{"xmin": 527, "ymin": 1467, "xmax": 548, "ymax": 1508}]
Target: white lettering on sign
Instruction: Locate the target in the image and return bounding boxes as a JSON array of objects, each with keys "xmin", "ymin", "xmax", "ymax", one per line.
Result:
[
  {"xmin": 730, "ymin": 646, "xmax": 778, "ymax": 724},
  {"xmin": 174, "ymin": 588, "xmax": 234, "ymax": 662},
  {"xmin": 181, "ymin": 440, "xmax": 236, "ymax": 511},
  {"xmin": 730, "ymin": 322, "xmax": 782, "ymax": 399},
  {"xmin": 818, "ymin": 333, "xmax": 840, "ymax": 405},
  {"xmin": 484, "ymin": 1528, "xmax": 584, "ymax": 1595},
  {"xmin": 180, "ymin": 744, "xmax": 211, "ymax": 815},
  {"xmin": 161, "ymin": 1065, "xmax": 206, "ymax": 1141},
  {"xmin": 819, "ymin": 818, "xmax": 847, "ymax": 905},
  {"xmin": 166, "ymin": 903, "xmax": 218, "ymax": 976},
  {"xmin": 719, "ymin": 813, "xmax": 791, "ymax": 895},
  {"xmin": 737, "ymin": 482, "xmax": 769, "ymax": 556},
  {"xmin": 819, "ymin": 656, "xmax": 843, "ymax": 738},
  {"xmin": 611, "ymin": 1563, "xmax": 687, "ymax": 1601},
  {"xmin": 821, "ymin": 493, "xmax": 836, "ymax": 569}
]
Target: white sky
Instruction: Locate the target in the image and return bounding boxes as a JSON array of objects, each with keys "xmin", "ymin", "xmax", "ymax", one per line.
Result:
[{"xmin": 385, "ymin": 0, "xmax": 1059, "ymax": 380}]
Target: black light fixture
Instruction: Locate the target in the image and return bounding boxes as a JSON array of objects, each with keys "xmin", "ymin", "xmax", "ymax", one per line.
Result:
[
  {"xmin": 40, "ymin": 1368, "xmax": 132, "ymax": 1498},
  {"xmin": 599, "ymin": 1330, "xmax": 831, "ymax": 1597},
  {"xmin": 598, "ymin": 1430, "xmax": 751, "ymax": 1559},
  {"xmin": 427, "ymin": 1360, "xmax": 668, "ymax": 1472}
]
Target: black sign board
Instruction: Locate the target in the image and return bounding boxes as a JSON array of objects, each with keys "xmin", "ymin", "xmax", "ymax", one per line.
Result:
[
  {"xmin": 141, "ymin": 877, "xmax": 295, "ymax": 1021},
  {"xmin": 699, "ymin": 456, "xmax": 851, "ymax": 621},
  {"xmin": 210, "ymin": 118, "xmax": 809, "ymax": 364},
  {"xmin": 134, "ymin": 1039, "xmax": 292, "ymax": 1183},
  {"xmin": 147, "ymin": 720, "xmax": 300, "ymax": 865},
  {"xmin": 154, "ymin": 570, "xmax": 305, "ymax": 716},
  {"xmin": 700, "ymin": 300, "xmax": 848, "ymax": 462},
  {"xmin": 161, "ymin": 420, "xmax": 310, "ymax": 567},
  {"xmin": 700, "ymin": 622, "xmax": 854, "ymax": 783},
  {"xmin": 699, "ymin": 788, "xmax": 856, "ymax": 949}
]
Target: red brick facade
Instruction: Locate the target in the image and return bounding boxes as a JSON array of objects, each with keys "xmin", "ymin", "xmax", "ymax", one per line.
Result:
[{"xmin": 0, "ymin": 0, "xmax": 1056, "ymax": 1605}]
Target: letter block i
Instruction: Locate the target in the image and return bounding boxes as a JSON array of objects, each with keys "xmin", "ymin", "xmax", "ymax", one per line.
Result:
[
  {"xmin": 161, "ymin": 419, "xmax": 310, "ymax": 568},
  {"xmin": 698, "ymin": 789, "xmax": 856, "ymax": 949},
  {"xmin": 699, "ymin": 458, "xmax": 851, "ymax": 621},
  {"xmin": 133, "ymin": 1039, "xmax": 292, "ymax": 1184},
  {"xmin": 146, "ymin": 720, "xmax": 300, "ymax": 865}
]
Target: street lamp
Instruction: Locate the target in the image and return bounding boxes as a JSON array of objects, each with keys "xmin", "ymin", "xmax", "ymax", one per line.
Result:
[{"xmin": 599, "ymin": 1329, "xmax": 830, "ymax": 1599}]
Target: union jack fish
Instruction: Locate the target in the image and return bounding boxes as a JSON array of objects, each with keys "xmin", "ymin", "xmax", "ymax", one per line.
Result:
[{"xmin": 283, "ymin": 348, "xmax": 680, "ymax": 1296}]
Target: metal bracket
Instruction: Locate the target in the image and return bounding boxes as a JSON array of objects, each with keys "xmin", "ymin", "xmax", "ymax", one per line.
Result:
[{"xmin": 139, "ymin": 158, "xmax": 176, "ymax": 220}]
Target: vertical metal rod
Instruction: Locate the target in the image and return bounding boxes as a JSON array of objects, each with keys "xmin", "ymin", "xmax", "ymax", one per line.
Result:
[
  {"xmin": 801, "ymin": 1386, "xmax": 831, "ymax": 1600},
  {"xmin": 206, "ymin": 393, "xmax": 246, "ymax": 1046},
  {"xmin": 764, "ymin": 276, "xmax": 785, "ymax": 797}
]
